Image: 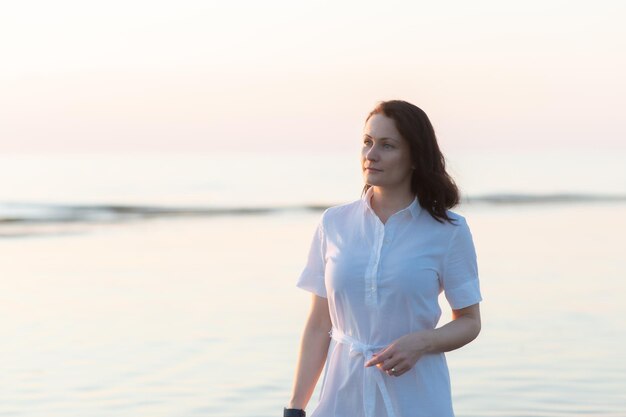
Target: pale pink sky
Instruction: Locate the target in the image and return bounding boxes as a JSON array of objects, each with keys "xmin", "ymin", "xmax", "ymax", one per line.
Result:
[{"xmin": 1, "ymin": 1, "xmax": 625, "ymax": 154}]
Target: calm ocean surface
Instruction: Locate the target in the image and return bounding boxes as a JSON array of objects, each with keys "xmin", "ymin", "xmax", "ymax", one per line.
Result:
[{"xmin": 1, "ymin": 150, "xmax": 625, "ymax": 417}]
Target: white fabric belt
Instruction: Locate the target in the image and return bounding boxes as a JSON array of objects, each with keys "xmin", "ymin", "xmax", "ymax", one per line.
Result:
[{"xmin": 329, "ymin": 328, "xmax": 397, "ymax": 417}]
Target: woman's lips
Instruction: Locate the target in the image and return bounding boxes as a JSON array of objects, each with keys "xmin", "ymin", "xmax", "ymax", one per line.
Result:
[{"xmin": 366, "ymin": 168, "xmax": 382, "ymax": 172}]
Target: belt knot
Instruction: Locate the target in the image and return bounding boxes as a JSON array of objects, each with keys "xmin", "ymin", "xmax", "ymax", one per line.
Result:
[{"xmin": 329, "ymin": 328, "xmax": 397, "ymax": 417}]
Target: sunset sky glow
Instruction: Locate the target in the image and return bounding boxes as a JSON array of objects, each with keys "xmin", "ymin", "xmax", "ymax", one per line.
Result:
[{"xmin": 1, "ymin": 0, "xmax": 625, "ymax": 154}]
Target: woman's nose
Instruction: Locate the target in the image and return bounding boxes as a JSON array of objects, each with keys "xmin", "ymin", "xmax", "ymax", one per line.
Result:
[{"xmin": 365, "ymin": 146, "xmax": 378, "ymax": 161}]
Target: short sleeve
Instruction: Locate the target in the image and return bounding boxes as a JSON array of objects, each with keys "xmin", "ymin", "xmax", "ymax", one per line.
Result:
[
  {"xmin": 442, "ymin": 217, "xmax": 482, "ymax": 310},
  {"xmin": 295, "ymin": 210, "xmax": 328, "ymax": 298}
]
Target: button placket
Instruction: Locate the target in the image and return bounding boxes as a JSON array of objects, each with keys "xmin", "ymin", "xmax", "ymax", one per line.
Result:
[
  {"xmin": 358, "ymin": 191, "xmax": 423, "ymax": 305},
  {"xmin": 365, "ymin": 218, "xmax": 386, "ymax": 307},
  {"xmin": 368, "ymin": 214, "xmax": 407, "ymax": 307}
]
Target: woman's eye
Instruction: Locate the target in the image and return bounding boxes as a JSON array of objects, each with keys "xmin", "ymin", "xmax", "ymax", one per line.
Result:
[{"xmin": 384, "ymin": 144, "xmax": 393, "ymax": 149}]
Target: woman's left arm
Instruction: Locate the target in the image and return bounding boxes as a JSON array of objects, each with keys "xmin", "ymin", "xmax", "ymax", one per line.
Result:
[
  {"xmin": 365, "ymin": 303, "xmax": 481, "ymax": 376},
  {"xmin": 428, "ymin": 302, "xmax": 481, "ymax": 353}
]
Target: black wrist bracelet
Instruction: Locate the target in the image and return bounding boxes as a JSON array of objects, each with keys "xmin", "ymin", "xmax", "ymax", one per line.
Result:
[{"xmin": 283, "ymin": 407, "xmax": 306, "ymax": 417}]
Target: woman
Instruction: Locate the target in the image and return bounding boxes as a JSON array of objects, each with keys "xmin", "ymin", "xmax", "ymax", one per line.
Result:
[{"xmin": 284, "ymin": 100, "xmax": 482, "ymax": 417}]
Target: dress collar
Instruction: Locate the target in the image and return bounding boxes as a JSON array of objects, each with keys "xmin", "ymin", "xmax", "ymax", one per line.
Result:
[{"xmin": 361, "ymin": 186, "xmax": 422, "ymax": 220}]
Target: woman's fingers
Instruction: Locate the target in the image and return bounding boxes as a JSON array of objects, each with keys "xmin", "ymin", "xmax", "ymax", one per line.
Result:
[
  {"xmin": 365, "ymin": 352, "xmax": 410, "ymax": 376},
  {"xmin": 364, "ymin": 347, "xmax": 393, "ymax": 367},
  {"xmin": 390, "ymin": 364, "xmax": 402, "ymax": 375},
  {"xmin": 384, "ymin": 364, "xmax": 404, "ymax": 376},
  {"xmin": 366, "ymin": 346, "xmax": 414, "ymax": 377},
  {"xmin": 380, "ymin": 353, "xmax": 414, "ymax": 376},
  {"xmin": 365, "ymin": 334, "xmax": 424, "ymax": 375},
  {"xmin": 378, "ymin": 356, "xmax": 401, "ymax": 375}
]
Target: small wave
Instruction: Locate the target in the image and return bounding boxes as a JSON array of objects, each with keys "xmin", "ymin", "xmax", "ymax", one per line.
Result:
[
  {"xmin": 463, "ymin": 193, "xmax": 626, "ymax": 204},
  {"xmin": 1, "ymin": 193, "xmax": 625, "ymax": 226},
  {"xmin": 0, "ymin": 202, "xmax": 327, "ymax": 226}
]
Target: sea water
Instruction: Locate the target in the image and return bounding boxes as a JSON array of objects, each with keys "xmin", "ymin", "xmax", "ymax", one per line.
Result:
[{"xmin": 1, "ymin": 149, "xmax": 625, "ymax": 416}]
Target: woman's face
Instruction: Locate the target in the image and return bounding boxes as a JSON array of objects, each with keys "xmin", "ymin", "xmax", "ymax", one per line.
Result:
[{"xmin": 361, "ymin": 113, "xmax": 414, "ymax": 190}]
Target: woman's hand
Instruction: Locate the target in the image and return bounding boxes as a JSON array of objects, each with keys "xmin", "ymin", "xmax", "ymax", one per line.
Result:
[
  {"xmin": 364, "ymin": 304, "xmax": 481, "ymax": 377},
  {"xmin": 363, "ymin": 331, "xmax": 433, "ymax": 377}
]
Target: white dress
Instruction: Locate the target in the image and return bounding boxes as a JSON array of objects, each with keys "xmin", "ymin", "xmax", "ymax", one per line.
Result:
[{"xmin": 296, "ymin": 186, "xmax": 482, "ymax": 417}]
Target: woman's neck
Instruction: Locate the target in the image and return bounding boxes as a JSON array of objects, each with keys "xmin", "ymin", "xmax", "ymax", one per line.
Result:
[{"xmin": 369, "ymin": 186, "xmax": 415, "ymax": 217}]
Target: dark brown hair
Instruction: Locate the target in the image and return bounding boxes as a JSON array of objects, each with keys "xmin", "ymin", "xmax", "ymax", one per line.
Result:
[{"xmin": 362, "ymin": 100, "xmax": 460, "ymax": 224}]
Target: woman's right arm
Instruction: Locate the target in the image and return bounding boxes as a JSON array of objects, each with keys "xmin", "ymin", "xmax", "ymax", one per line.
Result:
[{"xmin": 287, "ymin": 293, "xmax": 332, "ymax": 410}]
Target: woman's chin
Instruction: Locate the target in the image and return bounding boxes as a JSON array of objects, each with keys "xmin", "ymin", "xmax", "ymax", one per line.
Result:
[{"xmin": 363, "ymin": 174, "xmax": 383, "ymax": 184}]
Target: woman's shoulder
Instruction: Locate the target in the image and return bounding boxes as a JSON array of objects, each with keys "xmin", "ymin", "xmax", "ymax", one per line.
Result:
[
  {"xmin": 319, "ymin": 198, "xmax": 363, "ymax": 225},
  {"xmin": 420, "ymin": 207, "xmax": 469, "ymax": 232},
  {"xmin": 443, "ymin": 209, "xmax": 467, "ymax": 225}
]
